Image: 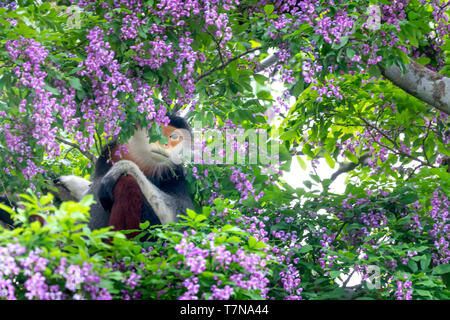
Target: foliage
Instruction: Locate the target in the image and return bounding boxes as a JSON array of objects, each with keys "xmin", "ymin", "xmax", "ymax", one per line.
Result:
[
  {"xmin": 0, "ymin": 193, "xmax": 273, "ymax": 300},
  {"xmin": 0, "ymin": 0, "xmax": 449, "ymax": 300}
]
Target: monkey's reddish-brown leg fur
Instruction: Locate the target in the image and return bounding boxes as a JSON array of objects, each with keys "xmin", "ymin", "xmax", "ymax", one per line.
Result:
[{"xmin": 108, "ymin": 175, "xmax": 143, "ymax": 238}]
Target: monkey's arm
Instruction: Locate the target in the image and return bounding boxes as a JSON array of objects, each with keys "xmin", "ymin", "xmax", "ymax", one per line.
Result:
[
  {"xmin": 108, "ymin": 175, "xmax": 145, "ymax": 238},
  {"xmin": 52, "ymin": 175, "xmax": 92, "ymax": 202},
  {"xmin": 98, "ymin": 160, "xmax": 181, "ymax": 224}
]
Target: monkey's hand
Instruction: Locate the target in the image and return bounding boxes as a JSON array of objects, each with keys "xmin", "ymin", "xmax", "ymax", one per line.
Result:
[{"xmin": 98, "ymin": 160, "xmax": 142, "ymax": 211}]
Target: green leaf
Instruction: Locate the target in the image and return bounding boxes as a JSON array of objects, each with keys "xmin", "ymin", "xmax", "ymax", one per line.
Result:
[
  {"xmin": 344, "ymin": 151, "xmax": 359, "ymax": 164},
  {"xmin": 0, "ymin": 203, "xmax": 15, "ymax": 216},
  {"xmin": 324, "ymin": 152, "xmax": 336, "ymax": 168},
  {"xmin": 330, "ymin": 270, "xmax": 341, "ymax": 278},
  {"xmin": 399, "ymin": 192, "xmax": 419, "ymax": 205},
  {"xmin": 432, "ymin": 263, "xmax": 450, "ymax": 275},
  {"xmin": 415, "ymin": 289, "xmax": 433, "ymax": 298},
  {"xmin": 332, "ymin": 36, "xmax": 349, "ymax": 50},
  {"xmin": 346, "ymin": 48, "xmax": 356, "ymax": 60},
  {"xmin": 298, "ymin": 245, "xmax": 313, "ymax": 254},
  {"xmin": 420, "ymin": 255, "xmax": 431, "ymax": 270},
  {"xmin": 302, "ymin": 144, "xmax": 316, "ymax": 158},
  {"xmin": 43, "ymin": 85, "xmax": 61, "ymax": 96},
  {"xmin": 415, "ymin": 57, "xmax": 430, "ymax": 66},
  {"xmin": 108, "ymin": 271, "xmax": 124, "ymax": 281},
  {"xmin": 264, "ymin": 4, "xmax": 274, "ymax": 15},
  {"xmin": 248, "ymin": 236, "xmax": 257, "ymax": 248},
  {"xmin": 194, "ymin": 214, "xmax": 207, "ymax": 223},
  {"xmin": 368, "ymin": 65, "xmax": 381, "ymax": 78},
  {"xmin": 407, "ymin": 260, "xmax": 418, "ymax": 273},
  {"xmin": 226, "ymin": 236, "xmax": 242, "ymax": 243},
  {"xmin": 186, "ymin": 208, "xmax": 197, "ymax": 220},
  {"xmin": 256, "ymin": 90, "xmax": 272, "ymax": 100},
  {"xmin": 253, "ymin": 74, "xmax": 268, "ymax": 85},
  {"xmin": 68, "ymin": 77, "xmax": 82, "ymax": 90},
  {"xmin": 255, "ymin": 241, "xmax": 267, "ymax": 249},
  {"xmin": 139, "ymin": 221, "xmax": 150, "ymax": 230},
  {"xmin": 297, "ymin": 156, "xmax": 307, "ymax": 170},
  {"xmin": 279, "ymin": 129, "xmax": 298, "ymax": 141}
]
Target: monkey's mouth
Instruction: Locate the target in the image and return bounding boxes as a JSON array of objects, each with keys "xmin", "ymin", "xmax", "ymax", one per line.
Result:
[{"xmin": 151, "ymin": 149, "xmax": 169, "ymax": 159}]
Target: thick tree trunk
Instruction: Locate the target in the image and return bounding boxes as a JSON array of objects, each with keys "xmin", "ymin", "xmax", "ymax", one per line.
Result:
[{"xmin": 380, "ymin": 61, "xmax": 450, "ymax": 115}]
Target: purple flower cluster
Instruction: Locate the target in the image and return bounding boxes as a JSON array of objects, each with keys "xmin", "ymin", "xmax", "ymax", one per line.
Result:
[
  {"xmin": 174, "ymin": 230, "xmax": 271, "ymax": 299},
  {"xmin": 178, "ymin": 276, "xmax": 200, "ymax": 300},
  {"xmin": 120, "ymin": 12, "xmax": 146, "ymax": 40},
  {"xmin": 310, "ymin": 78, "xmax": 343, "ymax": 102},
  {"xmin": 0, "ymin": 243, "xmax": 113, "ymax": 300},
  {"xmin": 315, "ymin": 228, "xmax": 339, "ymax": 271},
  {"xmin": 262, "ymin": 213, "xmax": 305, "ymax": 300},
  {"xmin": 380, "ymin": 0, "xmax": 409, "ymax": 29},
  {"xmin": 337, "ymin": 193, "xmax": 389, "ymax": 246},
  {"xmin": 230, "ymin": 167, "xmax": 264, "ymax": 203},
  {"xmin": 0, "ymin": 243, "xmax": 26, "ymax": 300},
  {"xmin": 211, "ymin": 284, "xmax": 234, "ymax": 300},
  {"xmin": 238, "ymin": 215, "xmax": 269, "ymax": 243},
  {"xmin": 279, "ymin": 264, "xmax": 303, "ymax": 300},
  {"xmin": 394, "ymin": 274, "xmax": 413, "ymax": 300},
  {"xmin": 106, "ymin": 0, "xmax": 237, "ymax": 107},
  {"xmin": 175, "ymin": 237, "xmax": 209, "ymax": 274},
  {"xmin": 133, "ymin": 79, "xmax": 169, "ymax": 125},
  {"xmin": 131, "ymin": 37, "xmax": 174, "ymax": 69},
  {"xmin": 0, "ymin": 1, "xmax": 17, "ymax": 9},
  {"xmin": 77, "ymin": 26, "xmax": 133, "ymax": 144},
  {"xmin": 429, "ymin": 189, "xmax": 449, "ymax": 265},
  {"xmin": 335, "ymin": 107, "xmax": 430, "ymax": 178},
  {"xmin": 2, "ymin": 37, "xmax": 59, "ymax": 180},
  {"xmin": 2, "ymin": 21, "xmax": 173, "ymax": 184},
  {"xmin": 315, "ymin": 10, "xmax": 354, "ymax": 45},
  {"xmin": 400, "ymin": 250, "xmax": 418, "ymax": 265}
]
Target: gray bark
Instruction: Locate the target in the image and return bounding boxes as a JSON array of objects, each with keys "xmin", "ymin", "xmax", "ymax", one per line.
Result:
[
  {"xmin": 329, "ymin": 153, "xmax": 371, "ymax": 182},
  {"xmin": 380, "ymin": 61, "xmax": 450, "ymax": 115}
]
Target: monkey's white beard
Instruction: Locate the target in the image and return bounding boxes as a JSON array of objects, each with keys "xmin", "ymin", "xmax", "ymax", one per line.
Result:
[{"xmin": 126, "ymin": 128, "xmax": 185, "ymax": 179}]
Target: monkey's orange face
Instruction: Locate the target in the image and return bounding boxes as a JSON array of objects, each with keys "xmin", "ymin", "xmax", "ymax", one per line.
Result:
[
  {"xmin": 146, "ymin": 125, "xmax": 185, "ymax": 163},
  {"xmin": 154, "ymin": 125, "xmax": 183, "ymax": 150}
]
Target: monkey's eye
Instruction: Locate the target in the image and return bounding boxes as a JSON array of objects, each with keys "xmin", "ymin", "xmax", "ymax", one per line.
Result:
[{"xmin": 170, "ymin": 133, "xmax": 180, "ymax": 140}]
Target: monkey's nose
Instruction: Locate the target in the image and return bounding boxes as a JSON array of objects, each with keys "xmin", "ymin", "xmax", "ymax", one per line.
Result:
[{"xmin": 156, "ymin": 141, "xmax": 169, "ymax": 149}]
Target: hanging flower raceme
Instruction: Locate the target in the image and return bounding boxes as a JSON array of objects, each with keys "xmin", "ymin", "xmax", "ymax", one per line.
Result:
[{"xmin": 1, "ymin": 37, "xmax": 60, "ymax": 181}]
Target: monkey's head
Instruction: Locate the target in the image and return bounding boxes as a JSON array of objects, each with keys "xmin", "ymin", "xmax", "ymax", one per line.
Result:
[{"xmin": 115, "ymin": 116, "xmax": 192, "ymax": 177}]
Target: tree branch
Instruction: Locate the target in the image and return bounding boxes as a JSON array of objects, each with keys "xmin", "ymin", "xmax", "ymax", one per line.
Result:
[
  {"xmin": 380, "ymin": 60, "xmax": 450, "ymax": 115},
  {"xmin": 55, "ymin": 136, "xmax": 96, "ymax": 164},
  {"xmin": 195, "ymin": 46, "xmax": 262, "ymax": 83},
  {"xmin": 255, "ymin": 52, "xmax": 280, "ymax": 73},
  {"xmin": 421, "ymin": 120, "xmax": 433, "ymax": 166},
  {"xmin": 173, "ymin": 47, "xmax": 263, "ymax": 115},
  {"xmin": 330, "ymin": 153, "xmax": 371, "ymax": 182},
  {"xmin": 342, "ymin": 269, "xmax": 356, "ymax": 288},
  {"xmin": 358, "ymin": 116, "xmax": 434, "ymax": 167}
]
